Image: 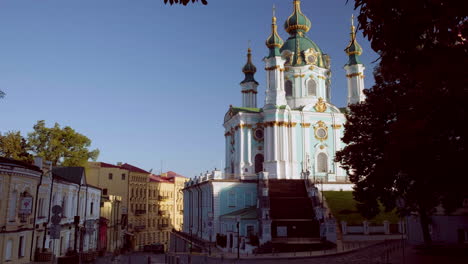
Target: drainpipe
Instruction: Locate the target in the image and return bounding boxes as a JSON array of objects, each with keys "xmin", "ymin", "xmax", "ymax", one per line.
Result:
[
  {"xmin": 82, "ymin": 185, "xmax": 89, "ymax": 252},
  {"xmin": 30, "ymin": 163, "xmax": 45, "ymax": 261},
  {"xmin": 43, "ymin": 170, "xmax": 55, "ymax": 250},
  {"xmin": 74, "ymin": 183, "xmax": 81, "ymax": 253}
]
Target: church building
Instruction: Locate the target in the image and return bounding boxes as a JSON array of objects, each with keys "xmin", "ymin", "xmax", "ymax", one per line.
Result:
[{"xmin": 179, "ymin": 0, "xmax": 365, "ymax": 254}]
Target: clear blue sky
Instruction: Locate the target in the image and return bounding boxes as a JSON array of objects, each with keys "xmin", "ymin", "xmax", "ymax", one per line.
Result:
[{"xmin": 0, "ymin": 0, "xmax": 378, "ymax": 177}]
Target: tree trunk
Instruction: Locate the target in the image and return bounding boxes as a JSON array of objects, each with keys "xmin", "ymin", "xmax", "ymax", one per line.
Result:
[{"xmin": 419, "ymin": 209, "xmax": 432, "ymax": 247}]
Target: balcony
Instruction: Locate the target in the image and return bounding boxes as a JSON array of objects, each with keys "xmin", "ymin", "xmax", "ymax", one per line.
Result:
[
  {"xmin": 135, "ymin": 210, "xmax": 146, "ymax": 216},
  {"xmin": 158, "ymin": 195, "xmax": 169, "ymax": 201},
  {"xmin": 134, "ymin": 225, "xmax": 146, "ymax": 231},
  {"xmin": 158, "ymin": 210, "xmax": 168, "ymax": 216}
]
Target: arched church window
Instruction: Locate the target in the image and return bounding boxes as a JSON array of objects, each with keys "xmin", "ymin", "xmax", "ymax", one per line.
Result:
[
  {"xmin": 308, "ymin": 79, "xmax": 317, "ymax": 96},
  {"xmin": 254, "ymin": 154, "xmax": 264, "ymax": 173},
  {"xmin": 285, "ymin": 80, "xmax": 293, "ymax": 97},
  {"xmin": 317, "ymin": 153, "xmax": 328, "ymax": 173}
]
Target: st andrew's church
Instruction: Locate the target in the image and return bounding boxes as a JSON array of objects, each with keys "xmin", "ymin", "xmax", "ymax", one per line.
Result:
[{"xmin": 180, "ymin": 0, "xmax": 366, "ymax": 253}]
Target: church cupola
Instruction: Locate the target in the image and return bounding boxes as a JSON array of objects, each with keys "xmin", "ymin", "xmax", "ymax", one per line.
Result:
[
  {"xmin": 344, "ymin": 15, "xmax": 366, "ymax": 105},
  {"xmin": 240, "ymin": 47, "xmax": 259, "ymax": 108},
  {"xmin": 280, "ymin": 0, "xmax": 327, "ymax": 68},
  {"xmin": 344, "ymin": 14, "xmax": 363, "ymax": 66},
  {"xmin": 266, "ymin": 6, "xmax": 284, "ymax": 58},
  {"xmin": 241, "ymin": 48, "xmax": 258, "ymax": 85},
  {"xmin": 284, "ymin": 0, "xmax": 311, "ymax": 36}
]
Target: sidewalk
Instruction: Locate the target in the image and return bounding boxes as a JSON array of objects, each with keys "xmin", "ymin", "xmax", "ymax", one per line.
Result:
[{"xmin": 169, "ymin": 240, "xmax": 383, "ymax": 260}]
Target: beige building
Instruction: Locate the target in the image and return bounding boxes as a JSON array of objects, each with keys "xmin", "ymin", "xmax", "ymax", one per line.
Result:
[{"xmin": 120, "ymin": 163, "xmax": 150, "ymax": 250}]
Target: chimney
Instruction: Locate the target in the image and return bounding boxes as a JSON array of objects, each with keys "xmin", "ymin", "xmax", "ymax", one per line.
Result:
[{"xmin": 34, "ymin": 157, "xmax": 43, "ymax": 169}]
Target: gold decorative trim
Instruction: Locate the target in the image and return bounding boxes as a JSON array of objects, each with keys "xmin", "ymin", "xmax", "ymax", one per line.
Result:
[
  {"xmin": 301, "ymin": 123, "xmax": 311, "ymax": 128},
  {"xmin": 265, "ymin": 65, "xmax": 282, "ymax": 71},
  {"xmin": 241, "ymin": 90, "xmax": 258, "ymax": 94},
  {"xmin": 346, "ymin": 72, "xmax": 364, "ymax": 78},
  {"xmin": 308, "ymin": 66, "xmax": 314, "ymax": 70},
  {"xmin": 314, "ymin": 121, "xmax": 328, "ymax": 141},
  {"xmin": 314, "ymin": 97, "xmax": 327, "ymax": 113},
  {"xmin": 262, "ymin": 121, "xmax": 297, "ymax": 127},
  {"xmin": 317, "ymin": 76, "xmax": 327, "ymax": 80},
  {"xmin": 331, "ymin": 124, "xmax": 342, "ymax": 129},
  {"xmin": 239, "ymin": 124, "xmax": 253, "ymax": 129},
  {"xmin": 286, "ymin": 24, "xmax": 310, "ymax": 34},
  {"xmin": 294, "ymin": 74, "xmax": 305, "ymax": 78}
]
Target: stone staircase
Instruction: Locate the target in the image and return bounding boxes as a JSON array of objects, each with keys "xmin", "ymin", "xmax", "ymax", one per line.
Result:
[{"xmin": 268, "ymin": 180, "xmax": 320, "ymax": 240}]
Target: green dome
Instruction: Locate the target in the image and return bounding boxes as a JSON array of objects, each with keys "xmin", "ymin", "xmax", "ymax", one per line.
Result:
[
  {"xmin": 284, "ymin": 0, "xmax": 311, "ymax": 35},
  {"xmin": 344, "ymin": 19, "xmax": 363, "ymax": 65},
  {"xmin": 265, "ymin": 16, "xmax": 284, "ymax": 58},
  {"xmin": 280, "ymin": 36, "xmax": 326, "ymax": 67}
]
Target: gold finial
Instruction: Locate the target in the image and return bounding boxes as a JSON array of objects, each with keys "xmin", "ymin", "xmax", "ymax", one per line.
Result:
[
  {"xmin": 248, "ymin": 40, "xmax": 251, "ymax": 52},
  {"xmin": 272, "ymin": 4, "xmax": 277, "ymax": 23},
  {"xmin": 350, "ymin": 14, "xmax": 356, "ymax": 36},
  {"xmin": 294, "ymin": 0, "xmax": 301, "ymax": 11}
]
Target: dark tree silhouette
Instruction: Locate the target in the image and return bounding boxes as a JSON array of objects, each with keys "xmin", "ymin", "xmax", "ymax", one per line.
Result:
[
  {"xmin": 337, "ymin": 0, "xmax": 467, "ymax": 246},
  {"xmin": 164, "ymin": 0, "xmax": 207, "ymax": 5}
]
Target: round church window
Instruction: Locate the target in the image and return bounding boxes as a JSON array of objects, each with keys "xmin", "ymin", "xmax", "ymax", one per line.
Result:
[
  {"xmin": 315, "ymin": 128, "xmax": 327, "ymax": 140},
  {"xmin": 254, "ymin": 128, "xmax": 264, "ymax": 141}
]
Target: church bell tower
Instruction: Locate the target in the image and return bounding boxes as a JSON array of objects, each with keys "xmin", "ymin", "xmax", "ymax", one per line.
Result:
[{"xmin": 344, "ymin": 15, "xmax": 366, "ymax": 105}]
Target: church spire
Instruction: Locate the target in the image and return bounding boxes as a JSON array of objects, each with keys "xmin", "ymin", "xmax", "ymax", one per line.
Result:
[
  {"xmin": 240, "ymin": 45, "xmax": 258, "ymax": 108},
  {"xmin": 344, "ymin": 14, "xmax": 363, "ymax": 66},
  {"xmin": 266, "ymin": 5, "xmax": 284, "ymax": 58},
  {"xmin": 241, "ymin": 45, "xmax": 258, "ymax": 85}
]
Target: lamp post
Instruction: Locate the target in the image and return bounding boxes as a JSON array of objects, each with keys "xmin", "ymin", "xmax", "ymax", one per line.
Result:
[{"xmin": 236, "ymin": 216, "xmax": 240, "ymax": 260}]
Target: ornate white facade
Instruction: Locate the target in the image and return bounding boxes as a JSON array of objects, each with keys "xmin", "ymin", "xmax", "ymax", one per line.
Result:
[{"xmin": 224, "ymin": 2, "xmax": 365, "ymax": 182}]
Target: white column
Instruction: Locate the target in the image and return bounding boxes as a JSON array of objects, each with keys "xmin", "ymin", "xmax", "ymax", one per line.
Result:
[
  {"xmin": 290, "ymin": 123, "xmax": 297, "ymax": 177},
  {"xmin": 247, "ymin": 128, "xmax": 252, "ymax": 166},
  {"xmin": 225, "ymin": 133, "xmax": 229, "ymax": 173},
  {"xmin": 238, "ymin": 127, "xmax": 243, "ymax": 178}
]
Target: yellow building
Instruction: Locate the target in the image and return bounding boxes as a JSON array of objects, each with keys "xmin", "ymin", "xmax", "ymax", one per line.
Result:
[
  {"xmin": 86, "ymin": 162, "xmax": 130, "ymax": 252},
  {"xmin": 148, "ymin": 171, "xmax": 187, "ymax": 250}
]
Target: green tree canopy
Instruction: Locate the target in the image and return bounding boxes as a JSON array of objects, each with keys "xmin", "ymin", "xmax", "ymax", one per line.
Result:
[
  {"xmin": 0, "ymin": 131, "xmax": 33, "ymax": 163},
  {"xmin": 337, "ymin": 0, "xmax": 467, "ymax": 245},
  {"xmin": 27, "ymin": 120, "xmax": 100, "ymax": 166}
]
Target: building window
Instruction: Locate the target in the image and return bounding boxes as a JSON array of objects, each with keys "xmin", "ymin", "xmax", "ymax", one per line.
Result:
[
  {"xmin": 103, "ymin": 189, "xmax": 108, "ymax": 196},
  {"xmin": 18, "ymin": 235, "xmax": 25, "ymax": 258},
  {"xmin": 285, "ymin": 80, "xmax": 293, "ymax": 96},
  {"xmin": 122, "ymin": 173, "xmax": 126, "ymax": 180},
  {"xmin": 90, "ymin": 202, "xmax": 94, "ymax": 215},
  {"xmin": 8, "ymin": 190, "xmax": 18, "ymax": 222},
  {"xmin": 108, "ymin": 173, "xmax": 113, "ymax": 180},
  {"xmin": 5, "ymin": 239, "xmax": 13, "ymax": 261},
  {"xmin": 308, "ymin": 79, "xmax": 317, "ymax": 96},
  {"xmin": 228, "ymin": 191, "xmax": 236, "ymax": 207},
  {"xmin": 317, "ymin": 152, "xmax": 328, "ymax": 173}
]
